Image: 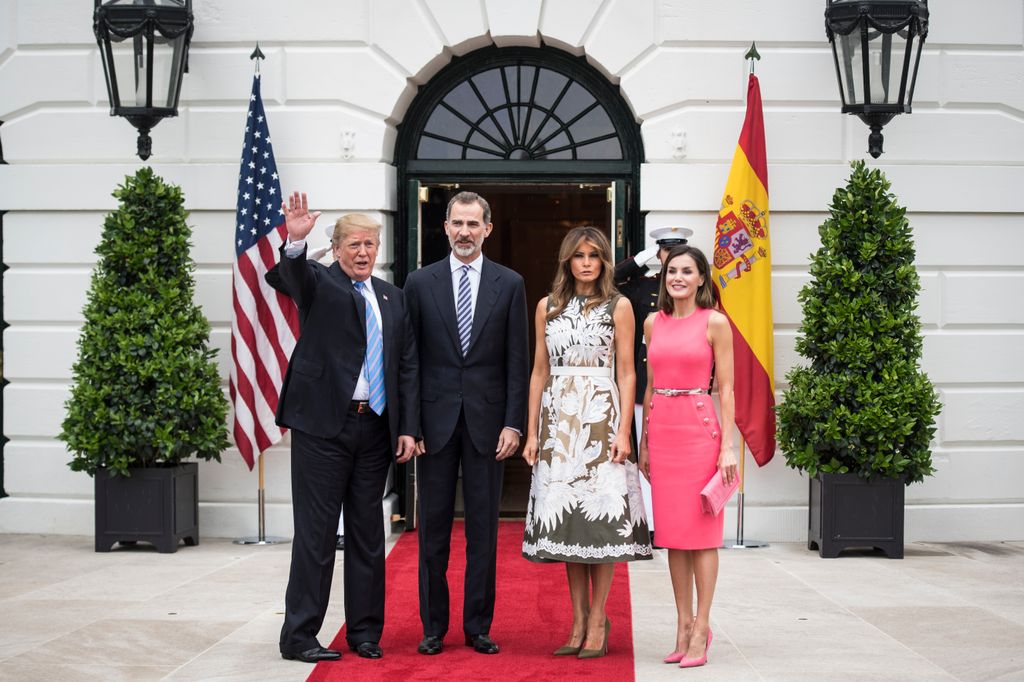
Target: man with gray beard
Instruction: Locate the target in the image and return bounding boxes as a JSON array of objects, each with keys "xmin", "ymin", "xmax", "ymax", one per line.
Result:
[{"xmin": 403, "ymin": 191, "xmax": 529, "ymax": 656}]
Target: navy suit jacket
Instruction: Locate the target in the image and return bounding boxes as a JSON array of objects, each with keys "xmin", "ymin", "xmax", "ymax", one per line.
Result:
[
  {"xmin": 404, "ymin": 256, "xmax": 529, "ymax": 454},
  {"xmin": 273, "ymin": 245, "xmax": 419, "ymax": 450}
]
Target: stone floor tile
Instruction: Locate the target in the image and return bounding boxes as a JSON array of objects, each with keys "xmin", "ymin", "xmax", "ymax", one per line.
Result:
[
  {"xmin": 164, "ymin": 641, "xmax": 306, "ymax": 681},
  {"xmin": 20, "ymin": 618, "xmax": 244, "ymax": 668},
  {"xmin": 854, "ymin": 605, "xmax": 1024, "ymax": 680},
  {"xmin": 0, "ymin": 598, "xmax": 133, "ymax": 660},
  {"xmin": 0, "ymin": 660, "xmax": 176, "ymax": 682}
]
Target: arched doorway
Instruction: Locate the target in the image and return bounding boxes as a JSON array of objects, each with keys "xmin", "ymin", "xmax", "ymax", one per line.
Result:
[{"xmin": 394, "ymin": 46, "xmax": 644, "ymax": 522}]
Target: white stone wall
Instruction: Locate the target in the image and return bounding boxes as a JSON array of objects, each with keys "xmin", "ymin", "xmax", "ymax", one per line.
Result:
[{"xmin": 1, "ymin": 0, "xmax": 1021, "ymax": 541}]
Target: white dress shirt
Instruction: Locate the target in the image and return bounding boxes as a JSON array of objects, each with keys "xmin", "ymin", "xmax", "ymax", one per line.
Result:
[{"xmin": 450, "ymin": 252, "xmax": 483, "ymax": 317}]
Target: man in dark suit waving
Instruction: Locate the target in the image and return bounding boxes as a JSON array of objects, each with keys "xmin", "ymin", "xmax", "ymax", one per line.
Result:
[
  {"xmin": 404, "ymin": 191, "xmax": 529, "ymax": 656},
  {"xmin": 275, "ymin": 193, "xmax": 419, "ymax": 663}
]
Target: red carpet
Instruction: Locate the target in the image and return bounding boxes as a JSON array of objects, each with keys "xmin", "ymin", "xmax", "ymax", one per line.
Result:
[{"xmin": 308, "ymin": 521, "xmax": 635, "ymax": 681}]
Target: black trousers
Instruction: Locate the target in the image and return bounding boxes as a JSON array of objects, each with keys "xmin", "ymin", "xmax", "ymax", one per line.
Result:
[
  {"xmin": 279, "ymin": 411, "xmax": 391, "ymax": 654},
  {"xmin": 417, "ymin": 410, "xmax": 505, "ymax": 638}
]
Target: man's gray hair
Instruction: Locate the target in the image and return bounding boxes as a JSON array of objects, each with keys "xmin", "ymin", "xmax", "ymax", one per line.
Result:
[{"xmin": 446, "ymin": 191, "xmax": 491, "ymax": 224}]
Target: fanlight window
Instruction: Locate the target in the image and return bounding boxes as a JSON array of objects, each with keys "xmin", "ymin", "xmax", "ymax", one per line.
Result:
[{"xmin": 417, "ymin": 64, "xmax": 623, "ymax": 161}]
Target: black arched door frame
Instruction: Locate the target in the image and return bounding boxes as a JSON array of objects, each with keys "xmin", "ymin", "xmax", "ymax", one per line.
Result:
[{"xmin": 393, "ymin": 45, "xmax": 645, "ymax": 284}]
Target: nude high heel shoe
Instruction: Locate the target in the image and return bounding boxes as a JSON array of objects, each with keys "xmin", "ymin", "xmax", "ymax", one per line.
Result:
[
  {"xmin": 679, "ymin": 628, "xmax": 712, "ymax": 668},
  {"xmin": 577, "ymin": 618, "xmax": 610, "ymax": 659}
]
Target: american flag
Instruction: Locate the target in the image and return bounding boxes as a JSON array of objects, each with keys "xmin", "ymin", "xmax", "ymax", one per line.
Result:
[{"xmin": 229, "ymin": 74, "xmax": 298, "ymax": 469}]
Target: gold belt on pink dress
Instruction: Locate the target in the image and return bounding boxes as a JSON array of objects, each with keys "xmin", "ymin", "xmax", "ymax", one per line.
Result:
[{"xmin": 652, "ymin": 387, "xmax": 708, "ymax": 396}]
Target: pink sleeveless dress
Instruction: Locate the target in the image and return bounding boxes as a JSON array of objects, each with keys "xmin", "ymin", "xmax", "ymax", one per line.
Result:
[{"xmin": 646, "ymin": 308, "xmax": 723, "ymax": 549}]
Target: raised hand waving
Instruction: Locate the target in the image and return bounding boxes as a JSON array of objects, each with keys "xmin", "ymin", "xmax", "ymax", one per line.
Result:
[{"xmin": 282, "ymin": 191, "xmax": 322, "ymax": 242}]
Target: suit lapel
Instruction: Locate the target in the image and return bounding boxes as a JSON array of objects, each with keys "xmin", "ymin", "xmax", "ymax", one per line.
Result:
[
  {"xmin": 329, "ymin": 264, "xmax": 366, "ymax": 342},
  {"xmin": 466, "ymin": 257, "xmax": 499, "ymax": 356},
  {"xmin": 429, "ymin": 260, "xmax": 462, "ymax": 355}
]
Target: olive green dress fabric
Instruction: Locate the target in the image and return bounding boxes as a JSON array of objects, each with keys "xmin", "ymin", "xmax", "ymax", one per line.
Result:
[{"xmin": 522, "ymin": 295, "xmax": 652, "ymax": 564}]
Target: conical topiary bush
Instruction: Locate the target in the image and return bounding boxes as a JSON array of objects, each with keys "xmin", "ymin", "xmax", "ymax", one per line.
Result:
[
  {"xmin": 777, "ymin": 160, "xmax": 940, "ymax": 484},
  {"xmin": 61, "ymin": 167, "xmax": 229, "ymax": 477}
]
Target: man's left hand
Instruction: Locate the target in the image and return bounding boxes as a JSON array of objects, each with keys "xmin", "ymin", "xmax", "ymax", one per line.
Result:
[
  {"xmin": 495, "ymin": 428, "xmax": 520, "ymax": 460},
  {"xmin": 396, "ymin": 435, "xmax": 418, "ymax": 463}
]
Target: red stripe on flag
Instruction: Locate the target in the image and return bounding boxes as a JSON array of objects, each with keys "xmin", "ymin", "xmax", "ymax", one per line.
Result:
[
  {"xmin": 255, "ymin": 233, "xmax": 299, "ymax": 343},
  {"xmin": 726, "ymin": 314, "xmax": 776, "ymax": 466},
  {"xmin": 275, "ymin": 224, "xmax": 300, "ymax": 335},
  {"xmin": 232, "ymin": 279, "xmax": 287, "ymax": 428},
  {"xmin": 238, "ymin": 246, "xmax": 290, "ymax": 374},
  {"xmin": 737, "ymin": 74, "xmax": 768, "ymax": 193},
  {"xmin": 229, "ymin": 308, "xmax": 267, "ymax": 468},
  {"xmin": 230, "ymin": 333, "xmax": 274, "ymax": 458},
  {"xmin": 230, "ymin": 290, "xmax": 275, "ymax": 452}
]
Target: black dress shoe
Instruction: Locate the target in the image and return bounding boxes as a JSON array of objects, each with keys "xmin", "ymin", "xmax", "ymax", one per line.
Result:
[
  {"xmin": 349, "ymin": 641, "xmax": 383, "ymax": 659},
  {"xmin": 465, "ymin": 634, "xmax": 500, "ymax": 654},
  {"xmin": 335, "ymin": 534, "xmax": 345, "ymax": 551},
  {"xmin": 281, "ymin": 646, "xmax": 342, "ymax": 663},
  {"xmin": 418, "ymin": 635, "xmax": 443, "ymax": 655}
]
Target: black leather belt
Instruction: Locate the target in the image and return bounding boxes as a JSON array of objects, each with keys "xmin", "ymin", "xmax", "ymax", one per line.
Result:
[{"xmin": 349, "ymin": 400, "xmax": 373, "ymax": 413}]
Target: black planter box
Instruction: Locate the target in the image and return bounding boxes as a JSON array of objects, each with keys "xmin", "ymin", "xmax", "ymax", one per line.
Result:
[
  {"xmin": 95, "ymin": 462, "xmax": 199, "ymax": 553},
  {"xmin": 808, "ymin": 472, "xmax": 904, "ymax": 559}
]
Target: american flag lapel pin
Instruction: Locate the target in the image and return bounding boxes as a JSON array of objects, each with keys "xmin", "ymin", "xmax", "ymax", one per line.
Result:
[{"xmin": 383, "ymin": 293, "xmax": 389, "ymax": 302}]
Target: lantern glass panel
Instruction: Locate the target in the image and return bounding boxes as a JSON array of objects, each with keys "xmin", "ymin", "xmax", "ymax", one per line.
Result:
[
  {"xmin": 837, "ymin": 31, "xmax": 862, "ymax": 106},
  {"xmin": 867, "ymin": 29, "xmax": 910, "ymax": 105},
  {"xmin": 106, "ymin": 32, "xmax": 186, "ymax": 110}
]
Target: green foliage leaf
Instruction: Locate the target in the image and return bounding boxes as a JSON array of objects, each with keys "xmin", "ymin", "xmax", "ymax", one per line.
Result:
[
  {"xmin": 59, "ymin": 167, "xmax": 231, "ymax": 477},
  {"xmin": 776, "ymin": 161, "xmax": 941, "ymax": 484}
]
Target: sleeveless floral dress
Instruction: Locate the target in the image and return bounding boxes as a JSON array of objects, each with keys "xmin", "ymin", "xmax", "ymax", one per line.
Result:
[{"xmin": 522, "ymin": 295, "xmax": 652, "ymax": 563}]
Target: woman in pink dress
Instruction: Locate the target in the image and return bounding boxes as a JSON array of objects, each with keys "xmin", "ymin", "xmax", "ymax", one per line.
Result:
[{"xmin": 638, "ymin": 245, "xmax": 737, "ymax": 668}]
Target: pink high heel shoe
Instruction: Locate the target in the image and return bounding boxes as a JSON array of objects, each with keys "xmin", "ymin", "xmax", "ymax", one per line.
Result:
[
  {"xmin": 679, "ymin": 628, "xmax": 713, "ymax": 668},
  {"xmin": 664, "ymin": 620, "xmax": 695, "ymax": 663}
]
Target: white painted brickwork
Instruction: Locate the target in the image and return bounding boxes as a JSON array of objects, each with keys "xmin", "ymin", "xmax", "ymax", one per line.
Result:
[{"xmin": 1, "ymin": 0, "xmax": 1021, "ymax": 540}]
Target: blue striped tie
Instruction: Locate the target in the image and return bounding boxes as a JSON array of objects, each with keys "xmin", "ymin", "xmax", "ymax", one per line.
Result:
[
  {"xmin": 354, "ymin": 281, "xmax": 386, "ymax": 415},
  {"xmin": 456, "ymin": 265, "xmax": 472, "ymax": 356}
]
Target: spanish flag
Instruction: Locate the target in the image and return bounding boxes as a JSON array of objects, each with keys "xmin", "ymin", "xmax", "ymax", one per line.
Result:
[{"xmin": 712, "ymin": 73, "xmax": 775, "ymax": 466}]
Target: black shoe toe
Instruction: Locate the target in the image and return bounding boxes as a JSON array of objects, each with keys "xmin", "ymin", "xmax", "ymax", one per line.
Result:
[
  {"xmin": 281, "ymin": 646, "xmax": 342, "ymax": 663},
  {"xmin": 418, "ymin": 635, "xmax": 443, "ymax": 655},
  {"xmin": 465, "ymin": 634, "xmax": 500, "ymax": 654},
  {"xmin": 349, "ymin": 641, "xmax": 382, "ymax": 659}
]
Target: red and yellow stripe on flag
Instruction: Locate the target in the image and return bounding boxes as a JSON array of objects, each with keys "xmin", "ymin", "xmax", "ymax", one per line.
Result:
[{"xmin": 712, "ymin": 73, "xmax": 775, "ymax": 466}]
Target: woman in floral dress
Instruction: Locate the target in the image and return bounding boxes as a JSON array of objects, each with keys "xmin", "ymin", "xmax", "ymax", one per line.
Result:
[{"xmin": 522, "ymin": 226, "xmax": 652, "ymax": 659}]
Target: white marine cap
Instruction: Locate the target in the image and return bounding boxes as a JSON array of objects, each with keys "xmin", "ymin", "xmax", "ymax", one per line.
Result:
[{"xmin": 650, "ymin": 225, "xmax": 693, "ymax": 246}]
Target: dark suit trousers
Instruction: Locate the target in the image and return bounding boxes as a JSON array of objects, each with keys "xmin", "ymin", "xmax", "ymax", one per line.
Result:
[
  {"xmin": 417, "ymin": 409, "xmax": 505, "ymax": 638},
  {"xmin": 279, "ymin": 412, "xmax": 391, "ymax": 654}
]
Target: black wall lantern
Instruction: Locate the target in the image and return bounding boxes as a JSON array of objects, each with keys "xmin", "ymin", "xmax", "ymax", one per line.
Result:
[
  {"xmin": 93, "ymin": 0, "xmax": 194, "ymax": 160},
  {"xmin": 825, "ymin": 0, "xmax": 929, "ymax": 158}
]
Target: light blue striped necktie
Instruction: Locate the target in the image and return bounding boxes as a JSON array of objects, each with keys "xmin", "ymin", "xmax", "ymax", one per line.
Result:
[
  {"xmin": 354, "ymin": 281, "xmax": 386, "ymax": 415},
  {"xmin": 456, "ymin": 265, "xmax": 472, "ymax": 356}
]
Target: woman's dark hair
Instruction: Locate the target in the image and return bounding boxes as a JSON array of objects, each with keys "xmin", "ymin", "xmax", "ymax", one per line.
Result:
[
  {"xmin": 657, "ymin": 245, "xmax": 717, "ymax": 314},
  {"xmin": 547, "ymin": 226, "xmax": 617, "ymax": 321}
]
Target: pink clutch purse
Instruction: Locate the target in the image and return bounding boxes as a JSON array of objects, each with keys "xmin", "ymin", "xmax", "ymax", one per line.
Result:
[{"xmin": 700, "ymin": 471, "xmax": 740, "ymax": 516}]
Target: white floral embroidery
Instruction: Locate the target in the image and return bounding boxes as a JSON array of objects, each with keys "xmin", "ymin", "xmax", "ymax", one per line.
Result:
[
  {"xmin": 523, "ymin": 295, "xmax": 651, "ymax": 563},
  {"xmin": 523, "ymin": 538, "xmax": 653, "ymax": 560}
]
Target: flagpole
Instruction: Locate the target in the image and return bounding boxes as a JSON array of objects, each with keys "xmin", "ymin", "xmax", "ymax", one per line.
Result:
[
  {"xmin": 724, "ymin": 440, "xmax": 768, "ymax": 549},
  {"xmin": 234, "ymin": 453, "xmax": 288, "ymax": 545},
  {"xmin": 233, "ymin": 43, "xmax": 288, "ymax": 547}
]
